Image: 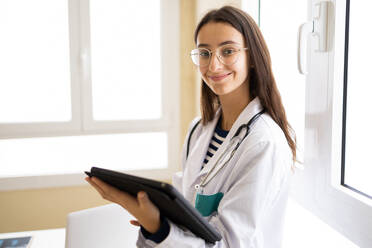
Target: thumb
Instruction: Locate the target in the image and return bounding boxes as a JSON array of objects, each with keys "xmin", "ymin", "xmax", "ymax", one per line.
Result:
[
  {"xmin": 129, "ymin": 219, "xmax": 141, "ymax": 226},
  {"xmin": 137, "ymin": 191, "xmax": 151, "ymax": 208}
]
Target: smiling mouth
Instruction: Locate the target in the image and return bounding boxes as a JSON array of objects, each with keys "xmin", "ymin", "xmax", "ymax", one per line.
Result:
[{"xmin": 209, "ymin": 72, "xmax": 232, "ymax": 81}]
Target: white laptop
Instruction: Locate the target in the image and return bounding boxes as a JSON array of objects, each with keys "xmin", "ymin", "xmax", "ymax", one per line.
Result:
[{"xmin": 65, "ymin": 204, "xmax": 139, "ymax": 248}]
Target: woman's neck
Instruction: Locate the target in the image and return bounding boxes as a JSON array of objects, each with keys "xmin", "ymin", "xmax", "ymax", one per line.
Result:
[{"xmin": 219, "ymin": 84, "xmax": 251, "ymax": 131}]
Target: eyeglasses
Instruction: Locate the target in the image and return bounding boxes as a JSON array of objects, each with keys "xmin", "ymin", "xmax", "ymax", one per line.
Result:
[{"xmin": 190, "ymin": 44, "xmax": 248, "ymax": 67}]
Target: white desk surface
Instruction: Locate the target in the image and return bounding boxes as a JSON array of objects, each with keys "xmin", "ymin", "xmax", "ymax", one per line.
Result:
[{"xmin": 0, "ymin": 228, "xmax": 65, "ymax": 248}]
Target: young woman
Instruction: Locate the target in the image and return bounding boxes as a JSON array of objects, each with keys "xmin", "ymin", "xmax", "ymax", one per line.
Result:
[{"xmin": 86, "ymin": 6, "xmax": 296, "ymax": 247}]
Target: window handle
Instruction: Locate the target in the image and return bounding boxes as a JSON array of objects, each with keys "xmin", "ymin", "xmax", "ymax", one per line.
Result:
[
  {"xmin": 297, "ymin": 22, "xmax": 313, "ymax": 75},
  {"xmin": 297, "ymin": 1, "xmax": 332, "ymax": 75}
]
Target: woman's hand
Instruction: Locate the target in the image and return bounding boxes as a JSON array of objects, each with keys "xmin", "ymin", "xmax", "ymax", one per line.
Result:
[{"xmin": 85, "ymin": 176, "xmax": 161, "ymax": 234}]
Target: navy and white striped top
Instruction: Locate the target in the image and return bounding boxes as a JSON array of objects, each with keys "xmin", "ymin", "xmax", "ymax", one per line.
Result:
[{"xmin": 203, "ymin": 118, "xmax": 229, "ymax": 166}]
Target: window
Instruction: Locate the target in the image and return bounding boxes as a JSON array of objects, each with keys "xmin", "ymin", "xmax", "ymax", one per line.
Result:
[
  {"xmin": 255, "ymin": 0, "xmax": 372, "ymax": 246},
  {"xmin": 0, "ymin": 0, "xmax": 180, "ymax": 190},
  {"xmin": 0, "ymin": 0, "xmax": 71, "ymax": 124},
  {"xmin": 341, "ymin": 0, "xmax": 372, "ymax": 199},
  {"xmin": 259, "ymin": 0, "xmax": 306, "ymax": 167},
  {"xmin": 289, "ymin": 0, "xmax": 372, "ymax": 246},
  {"xmin": 89, "ymin": 0, "xmax": 161, "ymax": 121}
]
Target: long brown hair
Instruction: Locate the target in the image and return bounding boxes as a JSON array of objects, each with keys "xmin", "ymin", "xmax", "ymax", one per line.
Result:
[{"xmin": 194, "ymin": 6, "xmax": 297, "ymax": 163}]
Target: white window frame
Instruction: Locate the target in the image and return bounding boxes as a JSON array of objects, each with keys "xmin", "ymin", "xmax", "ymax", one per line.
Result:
[
  {"xmin": 0, "ymin": 0, "xmax": 180, "ymax": 191},
  {"xmin": 290, "ymin": 0, "xmax": 372, "ymax": 246}
]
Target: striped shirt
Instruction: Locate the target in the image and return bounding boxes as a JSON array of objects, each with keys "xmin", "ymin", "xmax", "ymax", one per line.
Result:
[{"xmin": 203, "ymin": 118, "xmax": 229, "ymax": 167}]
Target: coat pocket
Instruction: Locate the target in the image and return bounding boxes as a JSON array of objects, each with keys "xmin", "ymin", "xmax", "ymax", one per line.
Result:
[{"xmin": 195, "ymin": 192, "xmax": 224, "ymax": 217}]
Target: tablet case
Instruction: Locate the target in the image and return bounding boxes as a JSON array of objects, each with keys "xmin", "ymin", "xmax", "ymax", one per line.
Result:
[{"xmin": 86, "ymin": 167, "xmax": 222, "ymax": 244}]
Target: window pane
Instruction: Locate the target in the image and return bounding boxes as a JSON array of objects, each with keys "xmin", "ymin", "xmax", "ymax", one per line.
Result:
[
  {"xmin": 343, "ymin": 1, "xmax": 372, "ymax": 197},
  {"xmin": 260, "ymin": 0, "xmax": 307, "ymax": 164},
  {"xmin": 0, "ymin": 0, "xmax": 71, "ymax": 123},
  {"xmin": 90, "ymin": 0, "xmax": 161, "ymax": 121},
  {"xmin": 0, "ymin": 133, "xmax": 167, "ymax": 177}
]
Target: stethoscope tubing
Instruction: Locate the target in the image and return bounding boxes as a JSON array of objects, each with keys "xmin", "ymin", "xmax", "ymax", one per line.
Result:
[{"xmin": 195, "ymin": 109, "xmax": 265, "ymax": 192}]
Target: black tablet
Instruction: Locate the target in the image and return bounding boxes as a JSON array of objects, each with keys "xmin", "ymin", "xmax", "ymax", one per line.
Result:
[{"xmin": 85, "ymin": 167, "xmax": 222, "ymax": 244}]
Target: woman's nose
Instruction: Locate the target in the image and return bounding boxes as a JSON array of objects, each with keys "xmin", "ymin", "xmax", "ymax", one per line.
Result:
[{"xmin": 208, "ymin": 53, "xmax": 224, "ymax": 71}]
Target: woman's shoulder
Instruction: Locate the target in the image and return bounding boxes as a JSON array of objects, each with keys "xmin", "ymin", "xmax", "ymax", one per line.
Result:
[
  {"xmin": 188, "ymin": 116, "xmax": 202, "ymax": 130},
  {"xmin": 185, "ymin": 116, "xmax": 203, "ymax": 140},
  {"xmin": 235, "ymin": 113, "xmax": 293, "ymax": 174},
  {"xmin": 245, "ymin": 113, "xmax": 289, "ymax": 150},
  {"xmin": 182, "ymin": 117, "xmax": 203, "ymax": 159}
]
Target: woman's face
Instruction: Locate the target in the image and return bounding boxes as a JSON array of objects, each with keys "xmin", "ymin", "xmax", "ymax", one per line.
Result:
[{"xmin": 196, "ymin": 22, "xmax": 249, "ymax": 96}]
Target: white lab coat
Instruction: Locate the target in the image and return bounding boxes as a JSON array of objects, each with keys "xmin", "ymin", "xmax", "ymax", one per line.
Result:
[{"xmin": 137, "ymin": 97, "xmax": 293, "ymax": 248}]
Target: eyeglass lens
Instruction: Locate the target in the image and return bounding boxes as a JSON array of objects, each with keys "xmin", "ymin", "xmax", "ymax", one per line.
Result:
[{"xmin": 191, "ymin": 45, "xmax": 244, "ymax": 67}]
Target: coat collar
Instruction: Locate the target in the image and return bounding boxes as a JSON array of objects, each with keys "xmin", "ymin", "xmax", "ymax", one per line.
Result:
[
  {"xmin": 183, "ymin": 97, "xmax": 264, "ymax": 192},
  {"xmin": 199, "ymin": 97, "xmax": 264, "ymax": 174}
]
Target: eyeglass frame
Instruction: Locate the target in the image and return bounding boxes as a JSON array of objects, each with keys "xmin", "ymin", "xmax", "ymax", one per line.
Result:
[{"xmin": 190, "ymin": 44, "xmax": 249, "ymax": 67}]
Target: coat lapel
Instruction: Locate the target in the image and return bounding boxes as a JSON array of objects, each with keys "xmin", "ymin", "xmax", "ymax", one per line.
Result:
[
  {"xmin": 182, "ymin": 97, "xmax": 264, "ymax": 199},
  {"xmin": 197, "ymin": 97, "xmax": 264, "ymax": 187},
  {"xmin": 182, "ymin": 109, "xmax": 221, "ymax": 195}
]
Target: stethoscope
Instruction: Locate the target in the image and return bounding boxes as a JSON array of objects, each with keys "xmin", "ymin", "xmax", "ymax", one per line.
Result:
[{"xmin": 194, "ymin": 109, "xmax": 265, "ymax": 194}]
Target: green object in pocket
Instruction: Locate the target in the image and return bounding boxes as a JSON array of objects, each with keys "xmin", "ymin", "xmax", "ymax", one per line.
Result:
[{"xmin": 195, "ymin": 192, "xmax": 224, "ymax": 217}]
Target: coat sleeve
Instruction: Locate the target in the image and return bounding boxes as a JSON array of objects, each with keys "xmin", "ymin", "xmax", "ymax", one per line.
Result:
[{"xmin": 137, "ymin": 140, "xmax": 292, "ymax": 248}]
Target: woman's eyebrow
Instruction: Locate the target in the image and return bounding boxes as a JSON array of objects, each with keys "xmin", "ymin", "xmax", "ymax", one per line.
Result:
[
  {"xmin": 219, "ymin": 40, "xmax": 239, "ymax": 46},
  {"xmin": 197, "ymin": 40, "xmax": 240, "ymax": 48}
]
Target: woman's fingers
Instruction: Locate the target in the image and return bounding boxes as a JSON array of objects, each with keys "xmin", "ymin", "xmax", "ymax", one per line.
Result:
[
  {"xmin": 137, "ymin": 191, "xmax": 151, "ymax": 209},
  {"xmin": 85, "ymin": 177, "xmax": 106, "ymax": 198},
  {"xmin": 137, "ymin": 192, "xmax": 158, "ymax": 214},
  {"xmin": 89, "ymin": 177, "xmax": 139, "ymax": 210},
  {"xmin": 86, "ymin": 176, "xmax": 121, "ymax": 203},
  {"xmin": 85, "ymin": 177, "xmax": 160, "ymax": 233},
  {"xmin": 137, "ymin": 191, "xmax": 161, "ymax": 233},
  {"xmin": 129, "ymin": 220, "xmax": 141, "ymax": 226}
]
